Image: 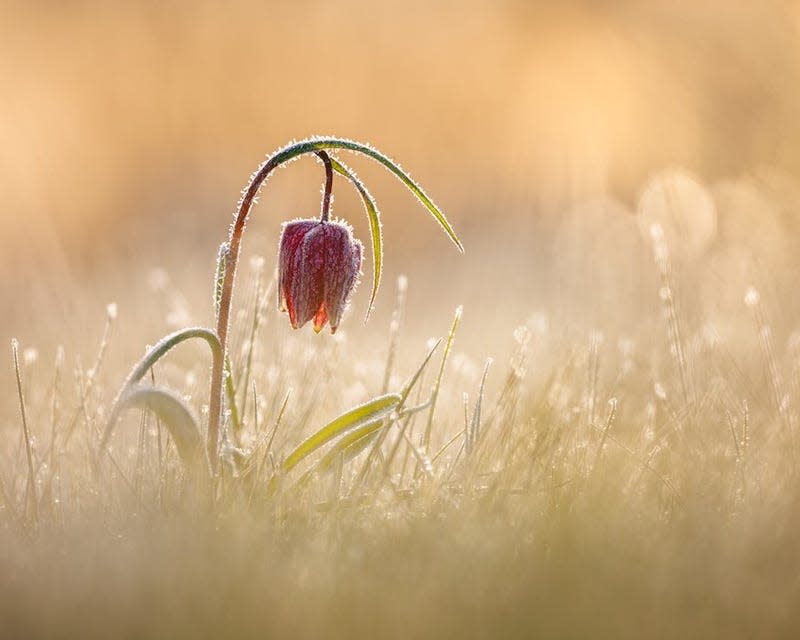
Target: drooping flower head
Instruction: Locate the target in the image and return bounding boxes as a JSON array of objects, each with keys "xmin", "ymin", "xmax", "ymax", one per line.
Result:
[{"xmin": 278, "ymin": 218, "xmax": 363, "ymax": 334}]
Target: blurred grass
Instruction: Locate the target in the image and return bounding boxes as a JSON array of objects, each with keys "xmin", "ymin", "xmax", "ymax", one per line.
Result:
[{"xmin": 3, "ymin": 1, "xmax": 800, "ymax": 637}]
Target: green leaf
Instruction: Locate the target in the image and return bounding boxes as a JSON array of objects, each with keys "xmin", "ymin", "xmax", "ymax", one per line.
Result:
[
  {"xmin": 328, "ymin": 157, "xmax": 383, "ymax": 321},
  {"xmin": 225, "ymin": 355, "xmax": 242, "ymax": 433},
  {"xmin": 317, "ymin": 418, "xmax": 386, "ymax": 471},
  {"xmin": 112, "ymin": 386, "xmax": 207, "ymax": 473},
  {"xmin": 292, "ymin": 418, "xmax": 386, "ymax": 492},
  {"xmin": 101, "ymin": 327, "xmax": 222, "ymax": 454},
  {"xmin": 214, "ymin": 242, "xmax": 229, "ymax": 322},
  {"xmin": 282, "ymin": 393, "xmax": 401, "ymax": 472},
  {"xmin": 269, "ymin": 137, "xmax": 464, "ymax": 252}
]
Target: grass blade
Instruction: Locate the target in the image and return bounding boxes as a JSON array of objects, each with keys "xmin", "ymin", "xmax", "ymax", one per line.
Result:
[
  {"xmin": 111, "ymin": 386, "xmax": 207, "ymax": 474},
  {"xmin": 328, "ymin": 156, "xmax": 383, "ymax": 320},
  {"xmin": 423, "ymin": 306, "xmax": 462, "ymax": 451},
  {"xmin": 101, "ymin": 327, "xmax": 221, "ymax": 454},
  {"xmin": 401, "ymin": 339, "xmax": 442, "ymax": 403},
  {"xmin": 267, "ymin": 137, "xmax": 464, "ymax": 252},
  {"xmin": 12, "ymin": 339, "xmax": 38, "ymax": 524},
  {"xmin": 283, "ymin": 393, "xmax": 401, "ymax": 472},
  {"xmin": 213, "ymin": 242, "xmax": 229, "ymax": 322},
  {"xmin": 300, "ymin": 419, "xmax": 387, "ymax": 486},
  {"xmin": 470, "ymin": 358, "xmax": 493, "ymax": 450}
]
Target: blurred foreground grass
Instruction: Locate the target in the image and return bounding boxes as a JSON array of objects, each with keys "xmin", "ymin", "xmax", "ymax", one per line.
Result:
[
  {"xmin": 3, "ymin": 166, "xmax": 800, "ymax": 636},
  {"xmin": 3, "ymin": 1, "xmax": 800, "ymax": 633}
]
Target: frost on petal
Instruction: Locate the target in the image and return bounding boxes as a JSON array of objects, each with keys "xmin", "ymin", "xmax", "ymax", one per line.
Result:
[
  {"xmin": 277, "ymin": 218, "xmax": 363, "ymax": 333},
  {"xmin": 278, "ymin": 220, "xmax": 317, "ymax": 326},
  {"xmin": 323, "ymin": 223, "xmax": 362, "ymax": 333},
  {"xmin": 291, "ymin": 224, "xmax": 327, "ymax": 329},
  {"xmin": 328, "ymin": 235, "xmax": 362, "ymax": 333}
]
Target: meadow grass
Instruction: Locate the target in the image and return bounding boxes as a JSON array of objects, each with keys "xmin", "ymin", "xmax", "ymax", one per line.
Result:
[{"xmin": 3, "ymin": 173, "xmax": 800, "ymax": 639}]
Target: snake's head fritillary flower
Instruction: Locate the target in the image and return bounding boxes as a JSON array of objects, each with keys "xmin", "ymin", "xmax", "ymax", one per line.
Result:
[{"xmin": 278, "ymin": 218, "xmax": 363, "ymax": 334}]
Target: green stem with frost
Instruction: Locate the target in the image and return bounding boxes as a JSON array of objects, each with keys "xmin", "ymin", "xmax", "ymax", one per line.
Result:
[{"xmin": 209, "ymin": 137, "xmax": 463, "ymax": 474}]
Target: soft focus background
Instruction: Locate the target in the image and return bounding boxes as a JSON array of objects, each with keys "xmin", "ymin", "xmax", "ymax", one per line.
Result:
[
  {"xmin": 3, "ymin": 2, "xmax": 800, "ymax": 636},
  {"xmin": 3, "ymin": 0, "xmax": 800, "ymax": 350}
]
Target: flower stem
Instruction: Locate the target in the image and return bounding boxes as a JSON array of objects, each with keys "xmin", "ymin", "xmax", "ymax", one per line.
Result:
[
  {"xmin": 208, "ymin": 137, "xmax": 460, "ymax": 474},
  {"xmin": 210, "ymin": 153, "xmax": 283, "ymax": 473},
  {"xmin": 316, "ymin": 151, "xmax": 333, "ymax": 222}
]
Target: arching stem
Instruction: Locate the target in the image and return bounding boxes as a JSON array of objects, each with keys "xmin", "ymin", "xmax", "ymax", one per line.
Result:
[
  {"xmin": 207, "ymin": 137, "xmax": 461, "ymax": 474},
  {"xmin": 316, "ymin": 150, "xmax": 333, "ymax": 222}
]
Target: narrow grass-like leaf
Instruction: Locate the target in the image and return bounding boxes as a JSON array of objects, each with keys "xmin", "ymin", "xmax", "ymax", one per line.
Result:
[
  {"xmin": 118, "ymin": 327, "xmax": 221, "ymax": 390},
  {"xmin": 401, "ymin": 338, "xmax": 442, "ymax": 403},
  {"xmin": 293, "ymin": 342, "xmax": 442, "ymax": 490},
  {"xmin": 329, "ymin": 156, "xmax": 383, "ymax": 320},
  {"xmin": 404, "ymin": 430, "xmax": 434, "ymax": 479},
  {"xmin": 225, "ymin": 356, "xmax": 242, "ymax": 434},
  {"xmin": 12, "ymin": 339, "xmax": 38, "ymax": 523},
  {"xmin": 101, "ymin": 327, "xmax": 221, "ymax": 454},
  {"xmin": 354, "ymin": 343, "xmax": 445, "ymax": 490},
  {"xmin": 293, "ymin": 420, "xmax": 386, "ymax": 494},
  {"xmin": 113, "ymin": 386, "xmax": 207, "ymax": 473},
  {"xmin": 266, "ymin": 137, "xmax": 463, "ymax": 252},
  {"xmin": 469, "ymin": 358, "xmax": 493, "ymax": 449},
  {"xmin": 423, "ymin": 306, "xmax": 462, "ymax": 450},
  {"xmin": 214, "ymin": 242, "xmax": 229, "ymax": 322},
  {"xmin": 291, "ymin": 419, "xmax": 387, "ymax": 495},
  {"xmin": 317, "ymin": 419, "xmax": 386, "ymax": 471},
  {"xmin": 283, "ymin": 393, "xmax": 401, "ymax": 472}
]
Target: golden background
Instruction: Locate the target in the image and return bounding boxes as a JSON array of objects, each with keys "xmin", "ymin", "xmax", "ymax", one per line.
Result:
[{"xmin": 2, "ymin": 0, "xmax": 800, "ymax": 365}]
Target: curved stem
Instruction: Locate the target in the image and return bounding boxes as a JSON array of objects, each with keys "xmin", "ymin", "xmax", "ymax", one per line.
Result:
[
  {"xmin": 101, "ymin": 327, "xmax": 222, "ymax": 459},
  {"xmin": 208, "ymin": 137, "xmax": 461, "ymax": 474},
  {"xmin": 209, "ymin": 155, "xmax": 280, "ymax": 474},
  {"xmin": 315, "ymin": 150, "xmax": 333, "ymax": 222}
]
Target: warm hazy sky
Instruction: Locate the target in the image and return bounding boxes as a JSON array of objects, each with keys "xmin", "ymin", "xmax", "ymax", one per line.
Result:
[{"xmin": 2, "ymin": 0, "xmax": 799, "ymax": 258}]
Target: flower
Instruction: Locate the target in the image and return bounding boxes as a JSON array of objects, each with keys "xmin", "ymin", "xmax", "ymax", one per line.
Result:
[{"xmin": 278, "ymin": 219, "xmax": 363, "ymax": 334}]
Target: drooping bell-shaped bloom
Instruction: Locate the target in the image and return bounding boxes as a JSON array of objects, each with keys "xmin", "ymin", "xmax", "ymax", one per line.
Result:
[{"xmin": 278, "ymin": 219, "xmax": 363, "ymax": 333}]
